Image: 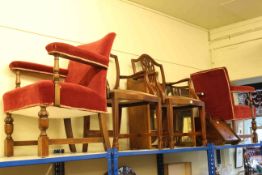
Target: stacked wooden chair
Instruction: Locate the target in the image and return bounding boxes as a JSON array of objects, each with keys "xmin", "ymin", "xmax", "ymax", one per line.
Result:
[
  {"xmin": 130, "ymin": 54, "xmax": 207, "ymax": 148},
  {"xmin": 82, "ymin": 54, "xmax": 163, "ymax": 150}
]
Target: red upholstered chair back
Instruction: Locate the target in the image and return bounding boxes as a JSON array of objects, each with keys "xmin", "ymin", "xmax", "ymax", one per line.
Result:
[
  {"xmin": 190, "ymin": 67, "xmax": 234, "ymax": 120},
  {"xmin": 65, "ymin": 33, "xmax": 115, "ymax": 100}
]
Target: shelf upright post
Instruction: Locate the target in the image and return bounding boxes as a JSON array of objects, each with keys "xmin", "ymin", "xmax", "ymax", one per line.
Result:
[
  {"xmin": 156, "ymin": 153, "xmax": 164, "ymax": 175},
  {"xmin": 207, "ymin": 144, "xmax": 216, "ymax": 175},
  {"xmin": 107, "ymin": 149, "xmax": 113, "ymax": 175},
  {"xmin": 112, "ymin": 148, "xmax": 119, "ymax": 175},
  {"xmin": 260, "ymin": 141, "xmax": 262, "ymax": 154}
]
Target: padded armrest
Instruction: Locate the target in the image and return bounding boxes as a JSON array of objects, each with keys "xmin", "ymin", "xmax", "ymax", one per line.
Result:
[
  {"xmin": 230, "ymin": 85, "xmax": 255, "ymax": 92},
  {"xmin": 9, "ymin": 61, "xmax": 68, "ymax": 77},
  {"xmin": 46, "ymin": 42, "xmax": 108, "ymax": 69}
]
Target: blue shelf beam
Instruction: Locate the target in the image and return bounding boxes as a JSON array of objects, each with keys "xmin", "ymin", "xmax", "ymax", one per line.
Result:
[
  {"xmin": 0, "ymin": 143, "xmax": 261, "ymax": 175},
  {"xmin": 117, "ymin": 146, "xmax": 208, "ymax": 157},
  {"xmin": 0, "ymin": 152, "xmax": 108, "ymax": 168},
  {"xmin": 215, "ymin": 143, "xmax": 261, "ymax": 150}
]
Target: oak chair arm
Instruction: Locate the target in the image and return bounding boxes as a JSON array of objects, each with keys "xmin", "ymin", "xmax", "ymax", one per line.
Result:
[
  {"xmin": 120, "ymin": 71, "xmax": 147, "ymax": 80},
  {"xmin": 165, "ymin": 78, "xmax": 190, "ymax": 86},
  {"xmin": 120, "ymin": 71, "xmax": 158, "ymax": 80},
  {"xmin": 165, "ymin": 78, "xmax": 190, "ymax": 96}
]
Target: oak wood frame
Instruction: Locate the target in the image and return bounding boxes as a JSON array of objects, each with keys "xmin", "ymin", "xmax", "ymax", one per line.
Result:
[{"xmin": 131, "ymin": 54, "xmax": 207, "ymax": 148}]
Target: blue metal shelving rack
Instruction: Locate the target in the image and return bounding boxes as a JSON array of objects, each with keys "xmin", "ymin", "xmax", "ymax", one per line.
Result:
[
  {"xmin": 0, "ymin": 142, "xmax": 261, "ymax": 175},
  {"xmin": 113, "ymin": 146, "xmax": 209, "ymax": 175},
  {"xmin": 0, "ymin": 149, "xmax": 113, "ymax": 175},
  {"xmin": 112, "ymin": 142, "xmax": 262, "ymax": 175}
]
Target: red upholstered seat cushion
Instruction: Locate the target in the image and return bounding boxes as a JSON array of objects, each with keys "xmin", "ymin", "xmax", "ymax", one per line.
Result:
[
  {"xmin": 234, "ymin": 105, "xmax": 254, "ymax": 120},
  {"xmin": 3, "ymin": 80, "xmax": 106, "ymax": 112}
]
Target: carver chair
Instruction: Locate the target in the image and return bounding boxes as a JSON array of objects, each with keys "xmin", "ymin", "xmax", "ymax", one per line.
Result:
[
  {"xmin": 3, "ymin": 33, "xmax": 116, "ymax": 157},
  {"xmin": 82, "ymin": 54, "xmax": 162, "ymax": 150},
  {"xmin": 190, "ymin": 67, "xmax": 258, "ymax": 143},
  {"xmin": 131, "ymin": 54, "xmax": 207, "ymax": 148}
]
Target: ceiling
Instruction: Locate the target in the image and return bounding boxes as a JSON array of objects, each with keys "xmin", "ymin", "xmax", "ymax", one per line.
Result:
[{"xmin": 128, "ymin": 0, "xmax": 262, "ymax": 29}]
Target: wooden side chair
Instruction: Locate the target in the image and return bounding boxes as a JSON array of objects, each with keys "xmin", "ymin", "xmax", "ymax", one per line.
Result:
[
  {"xmin": 82, "ymin": 54, "xmax": 163, "ymax": 150},
  {"xmin": 131, "ymin": 54, "xmax": 207, "ymax": 148},
  {"xmin": 2, "ymin": 33, "xmax": 116, "ymax": 157},
  {"xmin": 190, "ymin": 67, "xmax": 257, "ymax": 143},
  {"xmin": 108, "ymin": 54, "xmax": 162, "ymax": 150}
]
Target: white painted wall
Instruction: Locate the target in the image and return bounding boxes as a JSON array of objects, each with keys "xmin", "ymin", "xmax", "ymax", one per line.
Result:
[
  {"xmin": 0, "ymin": 0, "xmax": 210, "ymax": 174},
  {"xmin": 210, "ymin": 16, "xmax": 262, "ymax": 82}
]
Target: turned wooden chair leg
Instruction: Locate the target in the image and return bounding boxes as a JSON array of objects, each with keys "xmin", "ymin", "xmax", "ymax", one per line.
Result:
[
  {"xmin": 167, "ymin": 101, "xmax": 174, "ymax": 149},
  {"xmin": 4, "ymin": 113, "xmax": 14, "ymax": 157},
  {"xmin": 191, "ymin": 109, "xmax": 196, "ymax": 146},
  {"xmin": 118, "ymin": 106, "xmax": 122, "ymax": 132},
  {"xmin": 156, "ymin": 101, "xmax": 162, "ymax": 149},
  {"xmin": 251, "ymin": 117, "xmax": 258, "ymax": 143},
  {"xmin": 38, "ymin": 106, "xmax": 49, "ymax": 157},
  {"xmin": 199, "ymin": 105, "xmax": 207, "ymax": 145},
  {"xmin": 64, "ymin": 118, "xmax": 77, "ymax": 153},
  {"xmin": 98, "ymin": 113, "xmax": 110, "ymax": 150},
  {"xmin": 251, "ymin": 101, "xmax": 258, "ymax": 143},
  {"xmin": 82, "ymin": 116, "xmax": 91, "ymax": 152},
  {"xmin": 248, "ymin": 92, "xmax": 258, "ymax": 143},
  {"xmin": 112, "ymin": 94, "xmax": 120, "ymax": 149},
  {"xmin": 161, "ymin": 108, "xmax": 169, "ymax": 147}
]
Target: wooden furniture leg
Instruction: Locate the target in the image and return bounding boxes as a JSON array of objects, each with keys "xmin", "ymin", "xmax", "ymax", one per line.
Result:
[
  {"xmin": 64, "ymin": 118, "xmax": 77, "ymax": 152},
  {"xmin": 199, "ymin": 105, "xmax": 207, "ymax": 145},
  {"xmin": 191, "ymin": 110, "xmax": 196, "ymax": 146},
  {"xmin": 98, "ymin": 113, "xmax": 111, "ymax": 150},
  {"xmin": 4, "ymin": 113, "xmax": 14, "ymax": 157},
  {"xmin": 112, "ymin": 94, "xmax": 120, "ymax": 149},
  {"xmin": 82, "ymin": 116, "xmax": 91, "ymax": 152},
  {"xmin": 250, "ymin": 93, "xmax": 258, "ymax": 143},
  {"xmin": 251, "ymin": 117, "xmax": 258, "ymax": 143},
  {"xmin": 167, "ymin": 100, "xmax": 174, "ymax": 148},
  {"xmin": 156, "ymin": 100, "xmax": 162, "ymax": 149},
  {"xmin": 38, "ymin": 106, "xmax": 49, "ymax": 157}
]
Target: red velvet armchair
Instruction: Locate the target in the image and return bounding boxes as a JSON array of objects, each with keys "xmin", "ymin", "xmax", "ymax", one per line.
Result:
[
  {"xmin": 3, "ymin": 33, "xmax": 116, "ymax": 157},
  {"xmin": 190, "ymin": 67, "xmax": 258, "ymax": 142}
]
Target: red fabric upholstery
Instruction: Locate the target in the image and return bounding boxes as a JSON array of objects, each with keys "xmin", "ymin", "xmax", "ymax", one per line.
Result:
[
  {"xmin": 234, "ymin": 105, "xmax": 253, "ymax": 120},
  {"xmin": 230, "ymin": 85, "xmax": 255, "ymax": 92},
  {"xmin": 46, "ymin": 33, "xmax": 116, "ymax": 68},
  {"xmin": 3, "ymin": 33, "xmax": 116, "ymax": 113},
  {"xmin": 3, "ymin": 80, "xmax": 106, "ymax": 112},
  {"xmin": 190, "ymin": 67, "xmax": 255, "ymax": 120},
  {"xmin": 9, "ymin": 61, "xmax": 68, "ymax": 77},
  {"xmin": 3, "ymin": 80, "xmax": 54, "ymax": 112}
]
